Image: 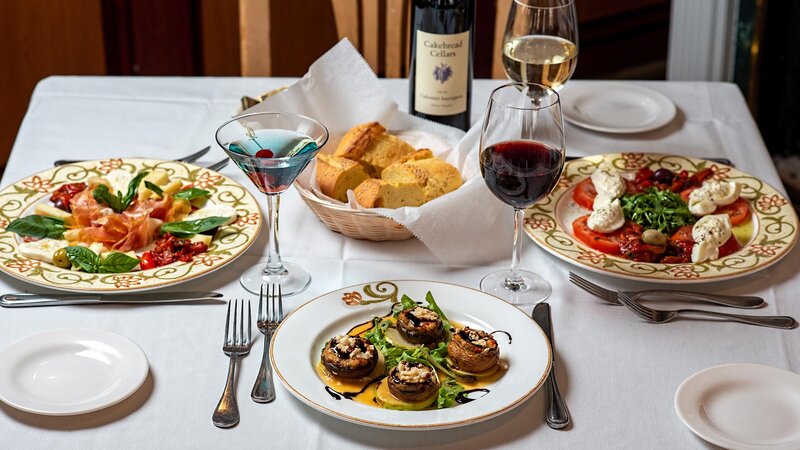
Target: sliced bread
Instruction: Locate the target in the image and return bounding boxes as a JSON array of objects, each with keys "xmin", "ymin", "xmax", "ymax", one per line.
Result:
[
  {"xmin": 381, "ymin": 150, "xmax": 463, "ymax": 203},
  {"xmin": 315, "ymin": 154, "xmax": 370, "ymax": 202},
  {"xmin": 353, "ymin": 178, "xmax": 426, "ymax": 209},
  {"xmin": 334, "ymin": 122, "xmax": 415, "ymax": 176}
]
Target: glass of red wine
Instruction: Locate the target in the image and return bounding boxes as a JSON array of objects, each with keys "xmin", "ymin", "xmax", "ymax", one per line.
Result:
[
  {"xmin": 216, "ymin": 112, "xmax": 329, "ymax": 296},
  {"xmin": 479, "ymin": 82, "xmax": 565, "ymax": 305}
]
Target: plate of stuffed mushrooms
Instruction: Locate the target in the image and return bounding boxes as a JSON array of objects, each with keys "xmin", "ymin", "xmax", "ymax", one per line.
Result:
[{"xmin": 270, "ymin": 280, "xmax": 551, "ymax": 430}]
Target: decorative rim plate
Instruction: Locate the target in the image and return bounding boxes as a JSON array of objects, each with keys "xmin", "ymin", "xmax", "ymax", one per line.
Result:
[
  {"xmin": 674, "ymin": 364, "xmax": 800, "ymax": 450},
  {"xmin": 525, "ymin": 153, "xmax": 798, "ymax": 283},
  {"xmin": 0, "ymin": 329, "xmax": 149, "ymax": 415},
  {"xmin": 561, "ymin": 83, "xmax": 677, "ymax": 134},
  {"xmin": 0, "ymin": 159, "xmax": 262, "ymax": 292},
  {"xmin": 270, "ymin": 280, "xmax": 551, "ymax": 430}
]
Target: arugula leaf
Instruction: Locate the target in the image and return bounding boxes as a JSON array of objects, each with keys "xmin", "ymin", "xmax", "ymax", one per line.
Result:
[
  {"xmin": 93, "ymin": 171, "xmax": 149, "ymax": 213},
  {"xmin": 65, "ymin": 246, "xmax": 101, "ymax": 272},
  {"xmin": 364, "ymin": 318, "xmax": 405, "ymax": 368},
  {"xmin": 437, "ymin": 377, "xmax": 465, "ymax": 408},
  {"xmin": 425, "ymin": 291, "xmax": 452, "ymax": 331},
  {"xmin": 174, "ymin": 187, "xmax": 210, "ymax": 200},
  {"xmin": 159, "ymin": 216, "xmax": 230, "ymax": 238},
  {"xmin": 621, "ymin": 188, "xmax": 696, "ymax": 234},
  {"xmin": 144, "ymin": 181, "xmax": 163, "ymax": 197},
  {"xmin": 98, "ymin": 252, "xmax": 141, "ymax": 273},
  {"xmin": 6, "ymin": 216, "xmax": 67, "ymax": 239},
  {"xmin": 400, "ymin": 294, "xmax": 417, "ymax": 310},
  {"xmin": 65, "ymin": 246, "xmax": 141, "ymax": 273}
]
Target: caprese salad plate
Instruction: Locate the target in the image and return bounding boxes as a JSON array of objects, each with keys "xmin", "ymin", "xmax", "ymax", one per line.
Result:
[
  {"xmin": 524, "ymin": 153, "xmax": 798, "ymax": 283},
  {"xmin": 270, "ymin": 280, "xmax": 551, "ymax": 430},
  {"xmin": 0, "ymin": 159, "xmax": 261, "ymax": 292}
]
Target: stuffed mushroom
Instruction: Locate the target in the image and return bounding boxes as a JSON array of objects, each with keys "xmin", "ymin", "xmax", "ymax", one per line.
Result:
[
  {"xmin": 387, "ymin": 361, "xmax": 440, "ymax": 403},
  {"xmin": 447, "ymin": 327, "xmax": 499, "ymax": 373},
  {"xmin": 396, "ymin": 306, "xmax": 444, "ymax": 345},
  {"xmin": 320, "ymin": 335, "xmax": 379, "ymax": 379}
]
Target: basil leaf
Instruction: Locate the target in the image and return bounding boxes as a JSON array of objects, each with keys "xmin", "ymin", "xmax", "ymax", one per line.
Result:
[
  {"xmin": 6, "ymin": 216, "xmax": 67, "ymax": 239},
  {"xmin": 92, "ymin": 171, "xmax": 148, "ymax": 213},
  {"xmin": 144, "ymin": 181, "xmax": 163, "ymax": 197},
  {"xmin": 65, "ymin": 246, "xmax": 100, "ymax": 272},
  {"xmin": 159, "ymin": 216, "xmax": 229, "ymax": 238},
  {"xmin": 98, "ymin": 252, "xmax": 140, "ymax": 273},
  {"xmin": 174, "ymin": 187, "xmax": 210, "ymax": 200},
  {"xmin": 93, "ymin": 185, "xmax": 124, "ymax": 212}
]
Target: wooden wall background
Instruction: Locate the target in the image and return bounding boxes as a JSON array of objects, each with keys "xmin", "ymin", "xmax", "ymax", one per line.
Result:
[{"xmin": 0, "ymin": 0, "xmax": 669, "ymax": 170}]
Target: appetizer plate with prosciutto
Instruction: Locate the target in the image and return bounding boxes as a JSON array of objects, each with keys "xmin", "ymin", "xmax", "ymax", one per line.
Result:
[
  {"xmin": 525, "ymin": 153, "xmax": 798, "ymax": 283},
  {"xmin": 270, "ymin": 280, "xmax": 551, "ymax": 430},
  {"xmin": 0, "ymin": 159, "xmax": 261, "ymax": 292}
]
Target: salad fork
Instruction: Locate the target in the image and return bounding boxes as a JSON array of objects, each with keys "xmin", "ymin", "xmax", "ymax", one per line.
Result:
[
  {"xmin": 617, "ymin": 290, "xmax": 796, "ymax": 329},
  {"xmin": 206, "ymin": 158, "xmax": 229, "ymax": 172},
  {"xmin": 212, "ymin": 299, "xmax": 251, "ymax": 428},
  {"xmin": 53, "ymin": 146, "xmax": 211, "ymax": 167},
  {"xmin": 251, "ymin": 284, "xmax": 283, "ymax": 403},
  {"xmin": 569, "ymin": 272, "xmax": 764, "ymax": 309}
]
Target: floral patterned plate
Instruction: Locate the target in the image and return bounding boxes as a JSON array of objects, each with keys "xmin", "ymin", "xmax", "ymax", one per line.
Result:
[
  {"xmin": 0, "ymin": 159, "xmax": 262, "ymax": 292},
  {"xmin": 270, "ymin": 280, "xmax": 551, "ymax": 430},
  {"xmin": 525, "ymin": 153, "xmax": 798, "ymax": 283}
]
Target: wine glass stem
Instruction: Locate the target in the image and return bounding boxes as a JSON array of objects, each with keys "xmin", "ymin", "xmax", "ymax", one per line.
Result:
[
  {"xmin": 263, "ymin": 193, "xmax": 287, "ymax": 276},
  {"xmin": 506, "ymin": 208, "xmax": 526, "ymax": 291}
]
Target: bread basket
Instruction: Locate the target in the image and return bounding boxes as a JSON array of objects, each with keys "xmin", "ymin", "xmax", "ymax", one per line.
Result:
[{"xmin": 295, "ymin": 182, "xmax": 413, "ymax": 241}]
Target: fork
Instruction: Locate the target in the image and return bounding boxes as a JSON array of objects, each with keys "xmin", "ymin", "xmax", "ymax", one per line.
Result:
[
  {"xmin": 206, "ymin": 158, "xmax": 229, "ymax": 172},
  {"xmin": 251, "ymin": 284, "xmax": 283, "ymax": 403},
  {"xmin": 212, "ymin": 299, "xmax": 251, "ymax": 428},
  {"xmin": 617, "ymin": 290, "xmax": 797, "ymax": 329},
  {"xmin": 53, "ymin": 146, "xmax": 211, "ymax": 167},
  {"xmin": 569, "ymin": 272, "xmax": 764, "ymax": 309}
]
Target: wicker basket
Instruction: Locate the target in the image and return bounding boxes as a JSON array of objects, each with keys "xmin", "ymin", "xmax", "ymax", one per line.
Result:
[{"xmin": 295, "ymin": 182, "xmax": 413, "ymax": 241}]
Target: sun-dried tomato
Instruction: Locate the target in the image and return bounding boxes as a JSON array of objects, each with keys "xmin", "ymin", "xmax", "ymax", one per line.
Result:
[{"xmin": 50, "ymin": 182, "xmax": 87, "ymax": 212}]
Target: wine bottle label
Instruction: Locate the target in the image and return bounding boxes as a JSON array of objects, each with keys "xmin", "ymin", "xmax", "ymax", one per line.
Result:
[{"xmin": 414, "ymin": 29, "xmax": 470, "ymax": 116}]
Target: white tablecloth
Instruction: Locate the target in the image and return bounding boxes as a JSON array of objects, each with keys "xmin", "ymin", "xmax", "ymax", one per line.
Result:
[{"xmin": 1, "ymin": 77, "xmax": 797, "ymax": 450}]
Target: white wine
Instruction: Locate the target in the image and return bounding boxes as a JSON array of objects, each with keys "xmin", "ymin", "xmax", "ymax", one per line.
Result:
[{"xmin": 502, "ymin": 35, "xmax": 577, "ymax": 91}]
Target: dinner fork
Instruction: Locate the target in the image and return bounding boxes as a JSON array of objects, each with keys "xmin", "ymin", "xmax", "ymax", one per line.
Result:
[
  {"xmin": 212, "ymin": 299, "xmax": 251, "ymax": 428},
  {"xmin": 569, "ymin": 272, "xmax": 764, "ymax": 309},
  {"xmin": 53, "ymin": 146, "xmax": 211, "ymax": 166},
  {"xmin": 616, "ymin": 290, "xmax": 797, "ymax": 329},
  {"xmin": 206, "ymin": 158, "xmax": 229, "ymax": 172},
  {"xmin": 251, "ymin": 284, "xmax": 283, "ymax": 403}
]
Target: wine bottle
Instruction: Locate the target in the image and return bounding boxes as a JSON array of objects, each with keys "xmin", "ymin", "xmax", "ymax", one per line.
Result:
[{"xmin": 408, "ymin": 0, "xmax": 474, "ymax": 131}]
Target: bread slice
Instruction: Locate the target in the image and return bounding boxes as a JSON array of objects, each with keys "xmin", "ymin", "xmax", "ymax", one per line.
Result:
[
  {"xmin": 381, "ymin": 150, "xmax": 463, "ymax": 203},
  {"xmin": 315, "ymin": 154, "xmax": 370, "ymax": 202},
  {"xmin": 334, "ymin": 122, "xmax": 415, "ymax": 176},
  {"xmin": 353, "ymin": 178, "xmax": 426, "ymax": 209}
]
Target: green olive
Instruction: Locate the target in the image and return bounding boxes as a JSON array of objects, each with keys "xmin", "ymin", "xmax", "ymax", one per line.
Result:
[
  {"xmin": 52, "ymin": 248, "xmax": 71, "ymax": 268},
  {"xmin": 642, "ymin": 229, "xmax": 667, "ymax": 246}
]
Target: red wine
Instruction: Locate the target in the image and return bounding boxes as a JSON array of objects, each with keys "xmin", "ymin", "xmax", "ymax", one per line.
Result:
[
  {"xmin": 480, "ymin": 140, "xmax": 563, "ymax": 209},
  {"xmin": 408, "ymin": 0, "xmax": 474, "ymax": 131}
]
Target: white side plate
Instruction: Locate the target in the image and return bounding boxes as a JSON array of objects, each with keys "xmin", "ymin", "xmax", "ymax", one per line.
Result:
[
  {"xmin": 562, "ymin": 83, "xmax": 677, "ymax": 133},
  {"xmin": 0, "ymin": 329, "xmax": 149, "ymax": 415},
  {"xmin": 675, "ymin": 363, "xmax": 800, "ymax": 450}
]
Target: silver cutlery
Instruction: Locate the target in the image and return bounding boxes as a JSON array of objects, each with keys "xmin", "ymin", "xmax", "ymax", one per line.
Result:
[
  {"xmin": 617, "ymin": 290, "xmax": 797, "ymax": 329},
  {"xmin": 251, "ymin": 284, "xmax": 283, "ymax": 403},
  {"xmin": 564, "ymin": 155, "xmax": 735, "ymax": 167},
  {"xmin": 53, "ymin": 146, "xmax": 211, "ymax": 167},
  {"xmin": 213, "ymin": 299, "xmax": 252, "ymax": 428},
  {"xmin": 531, "ymin": 302, "xmax": 571, "ymax": 430},
  {"xmin": 569, "ymin": 272, "xmax": 764, "ymax": 309},
  {"xmin": 0, "ymin": 291, "xmax": 224, "ymax": 307},
  {"xmin": 206, "ymin": 158, "xmax": 229, "ymax": 172}
]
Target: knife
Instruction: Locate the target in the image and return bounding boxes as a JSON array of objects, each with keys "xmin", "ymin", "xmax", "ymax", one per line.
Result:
[
  {"xmin": 531, "ymin": 302, "xmax": 571, "ymax": 430},
  {"xmin": 0, "ymin": 291, "xmax": 225, "ymax": 307}
]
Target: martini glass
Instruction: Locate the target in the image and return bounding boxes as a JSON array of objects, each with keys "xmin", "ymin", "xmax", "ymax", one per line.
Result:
[{"xmin": 216, "ymin": 112, "xmax": 329, "ymax": 296}]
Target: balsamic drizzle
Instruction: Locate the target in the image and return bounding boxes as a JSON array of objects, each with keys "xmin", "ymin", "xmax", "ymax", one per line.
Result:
[
  {"xmin": 455, "ymin": 388, "xmax": 491, "ymax": 404},
  {"xmin": 345, "ymin": 305, "xmax": 397, "ymax": 335},
  {"xmin": 490, "ymin": 330, "xmax": 512, "ymax": 344},
  {"xmin": 325, "ymin": 375, "xmax": 386, "ymax": 401}
]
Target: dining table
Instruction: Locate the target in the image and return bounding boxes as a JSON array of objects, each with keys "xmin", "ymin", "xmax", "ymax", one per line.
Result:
[{"xmin": 0, "ymin": 75, "xmax": 797, "ymax": 450}]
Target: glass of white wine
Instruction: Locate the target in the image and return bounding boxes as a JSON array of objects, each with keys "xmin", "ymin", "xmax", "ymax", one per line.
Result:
[{"xmin": 502, "ymin": 0, "xmax": 578, "ymax": 91}]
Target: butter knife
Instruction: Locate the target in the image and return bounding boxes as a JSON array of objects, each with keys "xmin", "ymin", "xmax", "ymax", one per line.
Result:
[
  {"xmin": 532, "ymin": 302, "xmax": 571, "ymax": 430},
  {"xmin": 0, "ymin": 291, "xmax": 224, "ymax": 307}
]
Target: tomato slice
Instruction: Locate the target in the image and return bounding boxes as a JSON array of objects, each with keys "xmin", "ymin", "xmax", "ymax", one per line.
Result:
[
  {"xmin": 572, "ymin": 178, "xmax": 597, "ymax": 210},
  {"xmin": 140, "ymin": 251, "xmax": 156, "ymax": 270},
  {"xmin": 718, "ymin": 235, "xmax": 742, "ymax": 258},
  {"xmin": 572, "ymin": 215, "xmax": 622, "ymax": 255},
  {"xmin": 679, "ymin": 187, "xmax": 696, "ymax": 203},
  {"xmin": 716, "ymin": 198, "xmax": 751, "ymax": 226},
  {"xmin": 670, "ymin": 225, "xmax": 694, "ymax": 243}
]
